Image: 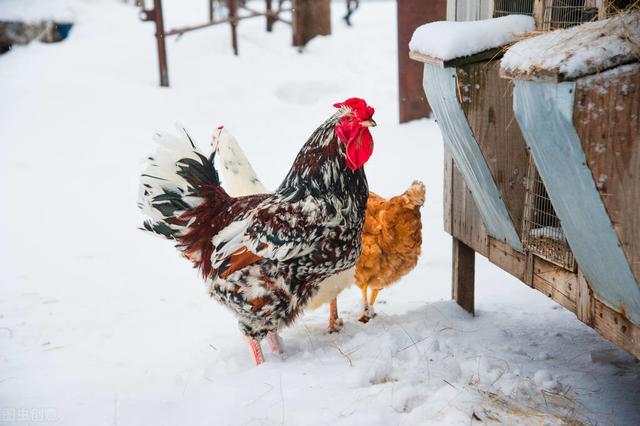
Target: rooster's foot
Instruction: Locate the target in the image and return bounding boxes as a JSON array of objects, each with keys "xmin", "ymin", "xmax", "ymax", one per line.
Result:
[
  {"xmin": 265, "ymin": 331, "xmax": 283, "ymax": 354},
  {"xmin": 245, "ymin": 337, "xmax": 265, "ymax": 365},
  {"xmin": 327, "ymin": 318, "xmax": 344, "ymax": 334}
]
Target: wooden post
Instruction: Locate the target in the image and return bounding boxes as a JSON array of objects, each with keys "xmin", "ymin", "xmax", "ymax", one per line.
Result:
[
  {"xmin": 292, "ymin": 0, "xmax": 331, "ymax": 48},
  {"xmin": 577, "ymin": 269, "xmax": 594, "ymax": 326},
  {"xmin": 398, "ymin": 0, "xmax": 446, "ymax": 123},
  {"xmin": 452, "ymin": 237, "xmax": 475, "ymax": 315},
  {"xmin": 227, "ymin": 0, "xmax": 239, "ymax": 55},
  {"xmin": 266, "ymin": 0, "xmax": 275, "ymax": 32}
]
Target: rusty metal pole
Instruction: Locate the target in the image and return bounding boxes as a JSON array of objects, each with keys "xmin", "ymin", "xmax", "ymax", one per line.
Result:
[
  {"xmin": 266, "ymin": 0, "xmax": 274, "ymax": 32},
  {"xmin": 140, "ymin": 0, "xmax": 169, "ymax": 86},
  {"xmin": 227, "ymin": 0, "xmax": 239, "ymax": 55},
  {"xmin": 153, "ymin": 0, "xmax": 169, "ymax": 86}
]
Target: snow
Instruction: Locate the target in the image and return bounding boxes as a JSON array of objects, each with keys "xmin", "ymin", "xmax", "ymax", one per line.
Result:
[
  {"xmin": 1, "ymin": 1, "xmax": 639, "ymax": 425},
  {"xmin": 409, "ymin": 15, "xmax": 534, "ymax": 61},
  {"xmin": 0, "ymin": 0, "xmax": 74, "ymax": 22},
  {"xmin": 529, "ymin": 227, "xmax": 567, "ymax": 243},
  {"xmin": 501, "ymin": 11, "xmax": 640, "ymax": 81}
]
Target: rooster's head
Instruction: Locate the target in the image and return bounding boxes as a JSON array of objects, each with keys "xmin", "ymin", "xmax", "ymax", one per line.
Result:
[{"xmin": 333, "ymin": 98, "xmax": 376, "ymax": 171}]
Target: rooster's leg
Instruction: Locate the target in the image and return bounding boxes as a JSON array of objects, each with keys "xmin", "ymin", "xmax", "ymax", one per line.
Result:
[
  {"xmin": 245, "ymin": 336, "xmax": 265, "ymax": 365},
  {"xmin": 265, "ymin": 331, "xmax": 283, "ymax": 354},
  {"xmin": 327, "ymin": 298, "xmax": 344, "ymax": 333},
  {"xmin": 358, "ymin": 285, "xmax": 372, "ymax": 323}
]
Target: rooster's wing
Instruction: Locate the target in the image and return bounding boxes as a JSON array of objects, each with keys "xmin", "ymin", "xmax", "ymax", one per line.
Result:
[{"xmin": 210, "ymin": 197, "xmax": 332, "ymax": 278}]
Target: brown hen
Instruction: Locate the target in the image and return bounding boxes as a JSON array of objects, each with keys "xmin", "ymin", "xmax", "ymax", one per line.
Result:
[{"xmin": 355, "ymin": 180, "xmax": 425, "ymax": 322}]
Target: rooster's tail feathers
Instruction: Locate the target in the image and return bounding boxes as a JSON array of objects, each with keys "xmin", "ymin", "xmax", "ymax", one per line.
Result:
[{"xmin": 138, "ymin": 125, "xmax": 221, "ymax": 239}]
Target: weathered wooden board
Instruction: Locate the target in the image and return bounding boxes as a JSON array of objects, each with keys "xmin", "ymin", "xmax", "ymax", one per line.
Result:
[
  {"xmin": 513, "ymin": 78, "xmax": 640, "ymax": 326},
  {"xmin": 424, "ymin": 64, "xmax": 523, "ymax": 251},
  {"xmin": 574, "ymin": 63, "xmax": 640, "ymax": 289},
  {"xmin": 450, "ymin": 157, "xmax": 489, "ymax": 257},
  {"xmin": 443, "ymin": 147, "xmax": 453, "ymax": 234},
  {"xmin": 446, "ymin": 141, "xmax": 640, "ymax": 357},
  {"xmin": 532, "ymin": 255, "xmax": 578, "ymax": 313},
  {"xmin": 484, "ymin": 236, "xmax": 640, "ymax": 358},
  {"xmin": 398, "ymin": 0, "xmax": 445, "ymax": 123},
  {"xmin": 292, "ymin": 0, "xmax": 331, "ymax": 47},
  {"xmin": 458, "ymin": 61, "xmax": 530, "ymax": 238},
  {"xmin": 453, "ymin": 237, "xmax": 475, "ymax": 315},
  {"xmin": 592, "ymin": 296, "xmax": 640, "ymax": 359},
  {"xmin": 488, "ymin": 238, "xmax": 526, "ymax": 282},
  {"xmin": 409, "ymin": 48, "xmax": 503, "ymax": 69},
  {"xmin": 447, "ymin": 0, "xmax": 493, "ymax": 21}
]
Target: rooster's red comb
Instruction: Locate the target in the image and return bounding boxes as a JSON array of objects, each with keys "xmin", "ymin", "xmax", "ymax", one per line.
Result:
[{"xmin": 333, "ymin": 98, "xmax": 375, "ymax": 121}]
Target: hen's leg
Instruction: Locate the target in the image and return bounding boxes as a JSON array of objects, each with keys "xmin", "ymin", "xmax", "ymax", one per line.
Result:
[
  {"xmin": 245, "ymin": 336, "xmax": 265, "ymax": 365},
  {"xmin": 369, "ymin": 289, "xmax": 380, "ymax": 306},
  {"xmin": 327, "ymin": 298, "xmax": 344, "ymax": 333},
  {"xmin": 265, "ymin": 331, "xmax": 283, "ymax": 354},
  {"xmin": 358, "ymin": 285, "xmax": 372, "ymax": 323},
  {"xmin": 366, "ymin": 289, "xmax": 380, "ymax": 319}
]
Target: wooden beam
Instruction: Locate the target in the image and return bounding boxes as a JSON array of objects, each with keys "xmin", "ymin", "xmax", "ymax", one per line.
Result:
[
  {"xmin": 452, "ymin": 237, "xmax": 475, "ymax": 315},
  {"xmin": 410, "ymin": 47, "xmax": 503, "ymax": 69},
  {"xmin": 397, "ymin": 0, "xmax": 445, "ymax": 123},
  {"xmin": 577, "ymin": 269, "xmax": 594, "ymax": 326}
]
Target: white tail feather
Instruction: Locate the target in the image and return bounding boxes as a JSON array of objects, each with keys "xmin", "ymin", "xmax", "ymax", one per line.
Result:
[
  {"xmin": 138, "ymin": 125, "xmax": 212, "ymax": 238},
  {"xmin": 214, "ymin": 128, "xmax": 268, "ymax": 197}
]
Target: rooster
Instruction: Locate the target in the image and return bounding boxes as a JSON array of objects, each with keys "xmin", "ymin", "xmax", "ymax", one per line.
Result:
[
  {"xmin": 215, "ymin": 127, "xmax": 425, "ymax": 329},
  {"xmin": 138, "ymin": 98, "xmax": 376, "ymax": 365},
  {"xmin": 216, "ymin": 129, "xmax": 354, "ymax": 333}
]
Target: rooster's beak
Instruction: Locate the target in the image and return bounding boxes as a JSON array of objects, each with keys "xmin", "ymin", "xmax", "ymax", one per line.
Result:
[{"xmin": 360, "ymin": 119, "xmax": 376, "ymax": 128}]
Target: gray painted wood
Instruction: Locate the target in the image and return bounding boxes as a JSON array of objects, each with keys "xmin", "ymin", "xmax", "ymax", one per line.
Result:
[
  {"xmin": 513, "ymin": 80, "xmax": 640, "ymax": 326},
  {"xmin": 422, "ymin": 64, "xmax": 523, "ymax": 251},
  {"xmin": 447, "ymin": 0, "xmax": 493, "ymax": 21}
]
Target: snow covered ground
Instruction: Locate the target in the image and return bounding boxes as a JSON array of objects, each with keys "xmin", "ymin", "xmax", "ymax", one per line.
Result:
[{"xmin": 1, "ymin": 1, "xmax": 639, "ymax": 425}]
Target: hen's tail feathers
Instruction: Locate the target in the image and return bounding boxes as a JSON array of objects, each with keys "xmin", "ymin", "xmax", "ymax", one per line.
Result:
[
  {"xmin": 404, "ymin": 180, "xmax": 426, "ymax": 208},
  {"xmin": 138, "ymin": 125, "xmax": 221, "ymax": 239},
  {"xmin": 214, "ymin": 127, "xmax": 269, "ymax": 197}
]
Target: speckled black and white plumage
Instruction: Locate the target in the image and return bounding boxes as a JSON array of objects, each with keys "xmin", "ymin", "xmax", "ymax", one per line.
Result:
[{"xmin": 139, "ymin": 109, "xmax": 370, "ymax": 341}]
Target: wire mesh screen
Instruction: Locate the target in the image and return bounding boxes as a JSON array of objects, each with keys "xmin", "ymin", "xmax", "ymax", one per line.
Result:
[
  {"xmin": 522, "ymin": 157, "xmax": 576, "ymax": 271},
  {"xmin": 493, "ymin": 0, "xmax": 535, "ymax": 17},
  {"xmin": 542, "ymin": 0, "xmax": 598, "ymax": 30}
]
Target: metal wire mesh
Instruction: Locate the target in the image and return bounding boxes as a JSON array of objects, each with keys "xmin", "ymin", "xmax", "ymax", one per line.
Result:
[
  {"xmin": 522, "ymin": 157, "xmax": 576, "ymax": 271},
  {"xmin": 493, "ymin": 0, "xmax": 535, "ymax": 17},
  {"xmin": 543, "ymin": 0, "xmax": 598, "ymax": 30}
]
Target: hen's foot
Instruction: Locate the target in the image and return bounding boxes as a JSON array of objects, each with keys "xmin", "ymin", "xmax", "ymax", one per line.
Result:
[
  {"xmin": 358, "ymin": 307, "xmax": 376, "ymax": 323},
  {"xmin": 327, "ymin": 318, "xmax": 344, "ymax": 334}
]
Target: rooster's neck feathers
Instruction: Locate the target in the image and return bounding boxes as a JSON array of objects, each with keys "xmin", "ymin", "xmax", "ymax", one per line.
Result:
[{"xmin": 276, "ymin": 112, "xmax": 368, "ymax": 209}]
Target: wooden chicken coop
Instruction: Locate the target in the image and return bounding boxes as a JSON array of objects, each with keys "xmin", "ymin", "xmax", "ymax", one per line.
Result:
[{"xmin": 410, "ymin": 1, "xmax": 640, "ymax": 358}]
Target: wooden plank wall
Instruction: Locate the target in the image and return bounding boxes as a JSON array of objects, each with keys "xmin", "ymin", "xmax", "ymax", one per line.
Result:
[
  {"xmin": 574, "ymin": 64, "xmax": 640, "ymax": 289},
  {"xmin": 292, "ymin": 0, "xmax": 331, "ymax": 47},
  {"xmin": 446, "ymin": 146, "xmax": 640, "ymax": 357},
  {"xmin": 444, "ymin": 147, "xmax": 489, "ymax": 257},
  {"xmin": 397, "ymin": 0, "xmax": 446, "ymax": 123},
  {"xmin": 457, "ymin": 61, "xmax": 530, "ymax": 238},
  {"xmin": 447, "ymin": 0, "xmax": 493, "ymax": 21}
]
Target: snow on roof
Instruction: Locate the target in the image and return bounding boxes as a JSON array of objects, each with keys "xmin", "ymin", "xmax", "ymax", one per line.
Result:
[
  {"xmin": 501, "ymin": 11, "xmax": 640, "ymax": 82},
  {"xmin": 0, "ymin": 0, "xmax": 74, "ymax": 22},
  {"xmin": 409, "ymin": 15, "xmax": 535, "ymax": 62}
]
